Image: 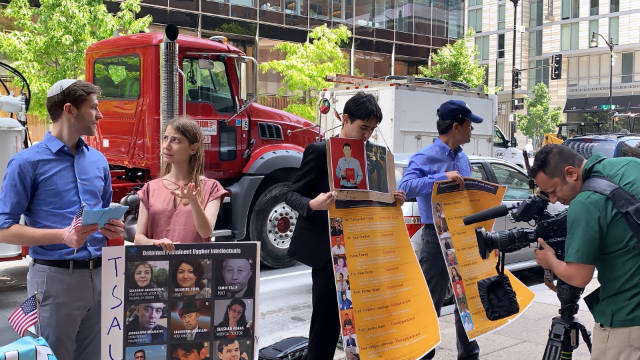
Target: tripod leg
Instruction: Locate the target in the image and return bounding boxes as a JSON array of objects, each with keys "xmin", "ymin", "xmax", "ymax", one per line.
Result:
[{"xmin": 543, "ymin": 320, "xmax": 566, "ymax": 360}]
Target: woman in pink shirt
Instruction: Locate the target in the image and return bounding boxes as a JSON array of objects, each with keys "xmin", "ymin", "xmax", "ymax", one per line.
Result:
[{"xmin": 135, "ymin": 117, "xmax": 228, "ymax": 250}]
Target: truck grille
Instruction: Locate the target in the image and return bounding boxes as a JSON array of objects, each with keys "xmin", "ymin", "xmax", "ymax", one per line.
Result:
[{"xmin": 259, "ymin": 123, "xmax": 283, "ymax": 140}]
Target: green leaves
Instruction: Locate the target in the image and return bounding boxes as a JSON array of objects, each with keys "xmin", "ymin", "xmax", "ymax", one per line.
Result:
[
  {"xmin": 517, "ymin": 83, "xmax": 563, "ymax": 138},
  {"xmin": 417, "ymin": 30, "xmax": 486, "ymax": 90},
  {"xmin": 0, "ymin": 0, "xmax": 151, "ymax": 119},
  {"xmin": 259, "ymin": 24, "xmax": 351, "ymax": 122}
]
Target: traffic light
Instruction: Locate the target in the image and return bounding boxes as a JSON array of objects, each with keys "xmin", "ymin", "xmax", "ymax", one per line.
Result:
[
  {"xmin": 512, "ymin": 69, "xmax": 521, "ymax": 89},
  {"xmin": 512, "ymin": 98, "xmax": 524, "ymax": 110},
  {"xmin": 551, "ymin": 54, "xmax": 562, "ymax": 80}
]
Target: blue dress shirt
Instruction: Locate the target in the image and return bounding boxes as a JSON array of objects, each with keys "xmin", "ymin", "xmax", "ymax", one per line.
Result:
[
  {"xmin": 0, "ymin": 133, "xmax": 111, "ymax": 260},
  {"xmin": 398, "ymin": 137, "xmax": 471, "ymax": 224}
]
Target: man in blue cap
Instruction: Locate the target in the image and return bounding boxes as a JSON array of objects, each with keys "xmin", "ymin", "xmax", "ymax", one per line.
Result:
[{"xmin": 398, "ymin": 99, "xmax": 483, "ymax": 360}]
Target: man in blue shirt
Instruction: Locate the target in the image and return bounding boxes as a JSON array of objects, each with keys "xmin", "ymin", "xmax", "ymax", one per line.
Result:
[
  {"xmin": 0, "ymin": 79, "xmax": 124, "ymax": 359},
  {"xmin": 398, "ymin": 99, "xmax": 483, "ymax": 360}
]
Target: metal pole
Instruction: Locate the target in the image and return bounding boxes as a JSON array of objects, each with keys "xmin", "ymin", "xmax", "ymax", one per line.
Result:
[
  {"xmin": 610, "ymin": 47, "xmax": 614, "ymax": 132},
  {"xmin": 511, "ymin": 0, "xmax": 519, "ymax": 137}
]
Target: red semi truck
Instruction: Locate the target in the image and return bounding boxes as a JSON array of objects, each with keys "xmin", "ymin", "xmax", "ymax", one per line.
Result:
[{"xmin": 84, "ymin": 26, "xmax": 320, "ymax": 267}]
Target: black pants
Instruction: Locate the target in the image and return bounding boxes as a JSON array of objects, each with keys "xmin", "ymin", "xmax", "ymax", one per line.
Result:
[
  {"xmin": 307, "ymin": 262, "xmax": 341, "ymax": 360},
  {"xmin": 420, "ymin": 225, "xmax": 480, "ymax": 360}
]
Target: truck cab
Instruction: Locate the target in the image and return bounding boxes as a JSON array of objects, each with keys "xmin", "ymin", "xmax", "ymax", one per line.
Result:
[
  {"xmin": 85, "ymin": 29, "xmax": 320, "ymax": 267},
  {"xmin": 493, "ymin": 125, "xmax": 525, "ymax": 168}
]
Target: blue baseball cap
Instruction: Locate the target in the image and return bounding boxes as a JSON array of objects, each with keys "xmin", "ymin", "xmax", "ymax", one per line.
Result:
[{"xmin": 437, "ymin": 100, "xmax": 484, "ymax": 124}]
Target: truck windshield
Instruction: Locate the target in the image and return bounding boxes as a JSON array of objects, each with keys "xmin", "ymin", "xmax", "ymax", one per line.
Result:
[
  {"xmin": 94, "ymin": 55, "xmax": 140, "ymax": 99},
  {"xmin": 183, "ymin": 58, "xmax": 235, "ymax": 113}
]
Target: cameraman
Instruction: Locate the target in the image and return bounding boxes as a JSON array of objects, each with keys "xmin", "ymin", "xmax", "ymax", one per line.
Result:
[{"xmin": 532, "ymin": 144, "xmax": 640, "ymax": 359}]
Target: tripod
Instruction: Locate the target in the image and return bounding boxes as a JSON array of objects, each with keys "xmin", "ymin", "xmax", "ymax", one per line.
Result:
[{"xmin": 542, "ymin": 279, "xmax": 592, "ymax": 360}]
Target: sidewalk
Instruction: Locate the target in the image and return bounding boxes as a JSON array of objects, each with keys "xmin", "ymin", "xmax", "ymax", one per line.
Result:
[{"xmin": 333, "ymin": 279, "xmax": 597, "ymax": 360}]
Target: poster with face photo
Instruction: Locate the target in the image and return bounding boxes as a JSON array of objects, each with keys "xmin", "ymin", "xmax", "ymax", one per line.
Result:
[{"xmin": 101, "ymin": 242, "xmax": 259, "ymax": 360}]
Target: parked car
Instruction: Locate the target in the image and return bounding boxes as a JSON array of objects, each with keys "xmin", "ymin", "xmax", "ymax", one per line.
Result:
[{"xmin": 395, "ymin": 154, "xmax": 548, "ymax": 271}]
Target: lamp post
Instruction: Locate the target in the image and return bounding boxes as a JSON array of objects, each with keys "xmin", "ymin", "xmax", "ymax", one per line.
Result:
[
  {"xmin": 591, "ymin": 32, "xmax": 615, "ymax": 132},
  {"xmin": 510, "ymin": 0, "xmax": 519, "ymax": 138}
]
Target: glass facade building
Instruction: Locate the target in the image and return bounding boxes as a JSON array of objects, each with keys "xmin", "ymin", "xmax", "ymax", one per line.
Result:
[{"xmin": 105, "ymin": 0, "xmax": 464, "ymax": 99}]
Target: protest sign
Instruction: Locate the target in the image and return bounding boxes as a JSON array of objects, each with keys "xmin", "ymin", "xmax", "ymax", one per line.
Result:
[
  {"xmin": 431, "ymin": 179, "xmax": 535, "ymax": 340},
  {"xmin": 101, "ymin": 242, "xmax": 259, "ymax": 360}
]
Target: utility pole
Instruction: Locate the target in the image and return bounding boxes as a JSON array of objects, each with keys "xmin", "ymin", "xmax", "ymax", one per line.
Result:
[{"xmin": 510, "ymin": 0, "xmax": 519, "ymax": 138}]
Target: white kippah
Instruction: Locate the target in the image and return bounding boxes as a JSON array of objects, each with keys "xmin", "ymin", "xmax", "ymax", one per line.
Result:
[{"xmin": 47, "ymin": 79, "xmax": 77, "ymax": 97}]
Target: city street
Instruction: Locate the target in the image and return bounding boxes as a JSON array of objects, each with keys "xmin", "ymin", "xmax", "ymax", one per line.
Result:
[{"xmin": 0, "ymin": 257, "xmax": 595, "ymax": 359}]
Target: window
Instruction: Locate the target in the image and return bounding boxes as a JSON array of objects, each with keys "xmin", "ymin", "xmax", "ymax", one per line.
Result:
[
  {"xmin": 496, "ymin": 62, "xmax": 504, "ymax": 89},
  {"xmin": 490, "ymin": 163, "xmax": 530, "ymax": 200},
  {"xmin": 589, "ymin": 20, "xmax": 599, "ymax": 48},
  {"xmin": 470, "ymin": 163, "xmax": 489, "ymax": 181},
  {"xmin": 561, "ymin": 0, "xmax": 579, "ymax": 19},
  {"xmin": 93, "ymin": 55, "xmax": 141, "ymax": 99},
  {"xmin": 609, "ymin": 17, "xmax": 619, "ymax": 45},
  {"xmin": 561, "ymin": 22, "xmax": 579, "ymax": 50},
  {"xmin": 182, "ymin": 58, "xmax": 235, "ymax": 113},
  {"xmin": 529, "ymin": 0, "xmax": 542, "ymax": 27},
  {"xmin": 468, "ymin": 8, "xmax": 482, "ymax": 32},
  {"xmin": 529, "ymin": 30, "xmax": 542, "ymax": 57},
  {"xmin": 374, "ymin": 0, "xmax": 393, "ymax": 29},
  {"xmin": 590, "ymin": 0, "xmax": 598, "ymax": 15},
  {"xmin": 622, "ymin": 52, "xmax": 634, "ymax": 83},
  {"xmin": 610, "ymin": 0, "xmax": 619, "ymax": 13},
  {"xmin": 498, "ymin": 4, "xmax": 505, "ymax": 30},
  {"xmin": 469, "ymin": 0, "xmax": 482, "ymax": 6},
  {"xmin": 498, "ymin": 34, "xmax": 505, "ymax": 59},
  {"xmin": 528, "ymin": 58, "xmax": 549, "ymax": 89},
  {"xmin": 475, "ymin": 36, "xmax": 489, "ymax": 61}
]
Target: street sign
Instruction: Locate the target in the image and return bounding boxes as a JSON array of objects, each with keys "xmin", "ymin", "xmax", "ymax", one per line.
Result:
[{"xmin": 600, "ymin": 104, "xmax": 617, "ymax": 110}]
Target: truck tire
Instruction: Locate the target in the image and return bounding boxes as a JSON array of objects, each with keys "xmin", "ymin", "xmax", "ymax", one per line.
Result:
[{"xmin": 249, "ymin": 182, "xmax": 298, "ymax": 268}]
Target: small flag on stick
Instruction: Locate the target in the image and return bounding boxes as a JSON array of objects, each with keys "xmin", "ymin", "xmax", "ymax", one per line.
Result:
[{"xmin": 8, "ymin": 294, "xmax": 38, "ymax": 337}]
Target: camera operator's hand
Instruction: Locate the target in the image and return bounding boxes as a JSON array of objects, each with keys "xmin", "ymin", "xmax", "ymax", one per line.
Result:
[
  {"xmin": 445, "ymin": 171, "xmax": 464, "ymax": 188},
  {"xmin": 535, "ymin": 238, "xmax": 558, "ymax": 270}
]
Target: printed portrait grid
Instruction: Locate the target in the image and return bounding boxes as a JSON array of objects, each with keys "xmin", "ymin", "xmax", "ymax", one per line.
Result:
[
  {"xmin": 122, "ymin": 243, "xmax": 257, "ymax": 360},
  {"xmin": 432, "ymin": 202, "xmax": 475, "ymax": 333},
  {"xmin": 330, "ymin": 217, "xmax": 360, "ymax": 358}
]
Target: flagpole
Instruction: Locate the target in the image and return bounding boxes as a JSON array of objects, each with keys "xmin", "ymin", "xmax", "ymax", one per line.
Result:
[{"xmin": 34, "ymin": 291, "xmax": 41, "ymax": 337}]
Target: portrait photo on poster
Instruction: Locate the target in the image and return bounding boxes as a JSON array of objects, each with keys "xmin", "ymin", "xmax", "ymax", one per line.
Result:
[
  {"xmin": 171, "ymin": 259, "xmax": 213, "ymax": 299},
  {"xmin": 215, "ymin": 258, "xmax": 256, "ymax": 298},
  {"xmin": 214, "ymin": 338, "xmax": 253, "ymax": 360},
  {"xmin": 170, "ymin": 299, "xmax": 211, "ymax": 342},
  {"xmin": 125, "ymin": 344, "xmax": 167, "ymax": 360},
  {"xmin": 213, "ymin": 298, "xmax": 254, "ymax": 338},
  {"xmin": 365, "ymin": 142, "xmax": 388, "ymax": 193},
  {"xmin": 329, "ymin": 138, "xmax": 369, "ymax": 191},
  {"xmin": 125, "ymin": 302, "xmax": 169, "ymax": 345},
  {"xmin": 126, "ymin": 260, "xmax": 169, "ymax": 302}
]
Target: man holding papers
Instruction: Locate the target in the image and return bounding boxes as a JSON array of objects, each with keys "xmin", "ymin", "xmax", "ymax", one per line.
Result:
[{"xmin": 0, "ymin": 80, "xmax": 125, "ymax": 360}]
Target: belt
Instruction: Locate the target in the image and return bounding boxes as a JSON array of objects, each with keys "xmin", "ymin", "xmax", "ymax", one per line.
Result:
[{"xmin": 34, "ymin": 258, "xmax": 102, "ymax": 269}]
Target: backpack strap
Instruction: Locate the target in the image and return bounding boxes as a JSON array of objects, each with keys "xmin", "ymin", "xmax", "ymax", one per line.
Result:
[{"xmin": 582, "ymin": 176, "xmax": 640, "ymax": 249}]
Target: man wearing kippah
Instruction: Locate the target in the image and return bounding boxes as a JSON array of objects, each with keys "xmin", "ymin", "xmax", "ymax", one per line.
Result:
[
  {"xmin": 0, "ymin": 79, "xmax": 125, "ymax": 359},
  {"xmin": 398, "ymin": 99, "xmax": 483, "ymax": 360}
]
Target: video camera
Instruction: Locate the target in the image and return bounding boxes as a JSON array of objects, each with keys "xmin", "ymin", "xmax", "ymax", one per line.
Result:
[{"xmin": 463, "ymin": 192, "xmax": 567, "ymax": 261}]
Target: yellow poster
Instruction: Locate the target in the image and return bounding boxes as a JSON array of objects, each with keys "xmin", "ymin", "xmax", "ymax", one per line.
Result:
[
  {"xmin": 431, "ymin": 178, "xmax": 534, "ymax": 339},
  {"xmin": 329, "ymin": 202, "xmax": 440, "ymax": 360},
  {"xmin": 431, "ymin": 178, "xmax": 535, "ymax": 340}
]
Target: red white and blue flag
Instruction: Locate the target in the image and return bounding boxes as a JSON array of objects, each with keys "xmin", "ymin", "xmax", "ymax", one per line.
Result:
[{"xmin": 8, "ymin": 294, "xmax": 38, "ymax": 337}]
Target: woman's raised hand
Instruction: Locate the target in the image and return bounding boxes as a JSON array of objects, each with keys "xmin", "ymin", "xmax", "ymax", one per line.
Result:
[{"xmin": 172, "ymin": 183, "xmax": 199, "ymax": 205}]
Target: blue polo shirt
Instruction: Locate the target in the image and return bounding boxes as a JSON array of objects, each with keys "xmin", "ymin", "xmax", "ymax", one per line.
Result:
[
  {"xmin": 398, "ymin": 138, "xmax": 471, "ymax": 224},
  {"xmin": 0, "ymin": 132, "xmax": 111, "ymax": 260}
]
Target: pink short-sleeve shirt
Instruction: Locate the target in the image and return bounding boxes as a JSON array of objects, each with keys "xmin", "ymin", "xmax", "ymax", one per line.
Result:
[{"xmin": 138, "ymin": 177, "xmax": 229, "ymax": 243}]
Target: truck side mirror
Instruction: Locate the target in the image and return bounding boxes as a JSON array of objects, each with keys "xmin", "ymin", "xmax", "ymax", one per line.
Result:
[{"xmin": 510, "ymin": 136, "xmax": 518, "ymax": 148}]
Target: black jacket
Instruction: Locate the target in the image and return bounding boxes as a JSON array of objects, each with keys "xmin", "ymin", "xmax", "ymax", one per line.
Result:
[{"xmin": 286, "ymin": 142, "xmax": 332, "ymax": 268}]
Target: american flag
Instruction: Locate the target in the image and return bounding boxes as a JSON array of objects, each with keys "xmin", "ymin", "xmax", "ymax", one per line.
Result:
[
  {"xmin": 8, "ymin": 294, "xmax": 38, "ymax": 337},
  {"xmin": 64, "ymin": 204, "xmax": 85, "ymax": 239}
]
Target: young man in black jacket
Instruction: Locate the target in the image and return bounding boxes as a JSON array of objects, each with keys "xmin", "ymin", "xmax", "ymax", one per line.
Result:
[{"xmin": 286, "ymin": 92, "xmax": 405, "ymax": 359}]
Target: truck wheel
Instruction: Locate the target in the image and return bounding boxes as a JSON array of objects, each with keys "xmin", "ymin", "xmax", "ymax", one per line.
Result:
[{"xmin": 249, "ymin": 182, "xmax": 298, "ymax": 268}]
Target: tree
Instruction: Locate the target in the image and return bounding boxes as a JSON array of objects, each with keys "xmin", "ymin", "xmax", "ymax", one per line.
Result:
[
  {"xmin": 517, "ymin": 82, "xmax": 563, "ymax": 139},
  {"xmin": 0, "ymin": 0, "xmax": 151, "ymax": 119},
  {"xmin": 259, "ymin": 24, "xmax": 351, "ymax": 122},
  {"xmin": 417, "ymin": 29, "xmax": 486, "ymax": 90}
]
